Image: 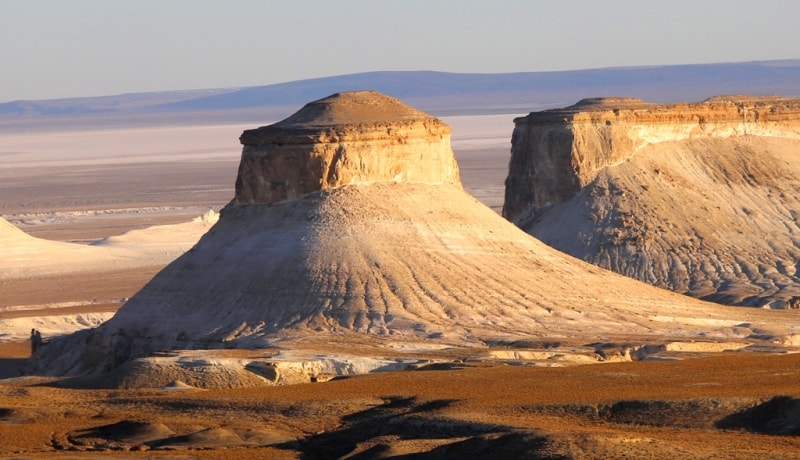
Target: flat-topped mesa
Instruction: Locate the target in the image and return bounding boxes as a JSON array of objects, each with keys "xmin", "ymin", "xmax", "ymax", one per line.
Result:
[
  {"xmin": 235, "ymin": 91, "xmax": 460, "ymax": 205},
  {"xmin": 503, "ymin": 95, "xmax": 800, "ymax": 221}
]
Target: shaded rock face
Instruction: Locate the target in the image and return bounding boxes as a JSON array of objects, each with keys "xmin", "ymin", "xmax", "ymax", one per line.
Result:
[
  {"xmin": 235, "ymin": 91, "xmax": 460, "ymax": 205},
  {"xmin": 507, "ymin": 96, "xmax": 800, "ymax": 307}
]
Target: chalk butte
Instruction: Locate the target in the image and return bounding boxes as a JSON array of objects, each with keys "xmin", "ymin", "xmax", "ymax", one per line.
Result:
[
  {"xmin": 28, "ymin": 92, "xmax": 800, "ymax": 383},
  {"xmin": 504, "ymin": 96, "xmax": 800, "ymax": 220},
  {"xmin": 507, "ymin": 96, "xmax": 800, "ymax": 307}
]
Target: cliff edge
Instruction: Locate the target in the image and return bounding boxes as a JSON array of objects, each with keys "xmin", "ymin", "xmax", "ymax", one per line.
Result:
[
  {"xmin": 504, "ymin": 96, "xmax": 800, "ymax": 221},
  {"xmin": 507, "ymin": 96, "xmax": 800, "ymax": 307}
]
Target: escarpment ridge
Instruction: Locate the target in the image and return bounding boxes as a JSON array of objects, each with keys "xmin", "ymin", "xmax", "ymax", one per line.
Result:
[
  {"xmin": 27, "ymin": 92, "xmax": 800, "ymax": 383},
  {"xmin": 510, "ymin": 96, "xmax": 800, "ymax": 308},
  {"xmin": 504, "ymin": 96, "xmax": 800, "ymax": 221},
  {"xmin": 1, "ymin": 216, "xmax": 129, "ymax": 279}
]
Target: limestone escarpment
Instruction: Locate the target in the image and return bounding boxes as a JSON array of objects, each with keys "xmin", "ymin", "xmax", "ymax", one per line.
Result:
[
  {"xmin": 1, "ymin": 216, "xmax": 127, "ymax": 278},
  {"xmin": 235, "ymin": 91, "xmax": 460, "ymax": 205},
  {"xmin": 509, "ymin": 96, "xmax": 800, "ymax": 307},
  {"xmin": 503, "ymin": 96, "xmax": 800, "ymax": 221}
]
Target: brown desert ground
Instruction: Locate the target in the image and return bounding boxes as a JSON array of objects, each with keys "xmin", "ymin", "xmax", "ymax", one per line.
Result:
[
  {"xmin": 2, "ymin": 116, "xmax": 800, "ymax": 458},
  {"xmin": 2, "ymin": 340, "xmax": 800, "ymax": 458}
]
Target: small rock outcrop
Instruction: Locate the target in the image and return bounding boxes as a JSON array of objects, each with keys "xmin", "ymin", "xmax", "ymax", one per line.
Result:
[
  {"xmin": 506, "ymin": 96, "xmax": 800, "ymax": 307},
  {"xmin": 28, "ymin": 92, "xmax": 799, "ymax": 380}
]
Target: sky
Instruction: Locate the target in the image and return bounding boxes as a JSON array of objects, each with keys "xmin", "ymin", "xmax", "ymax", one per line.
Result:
[{"xmin": 1, "ymin": 0, "xmax": 799, "ymax": 102}]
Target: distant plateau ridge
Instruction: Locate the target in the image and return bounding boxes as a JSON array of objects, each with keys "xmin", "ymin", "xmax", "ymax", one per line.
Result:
[{"xmin": 2, "ymin": 59, "xmax": 800, "ymax": 130}]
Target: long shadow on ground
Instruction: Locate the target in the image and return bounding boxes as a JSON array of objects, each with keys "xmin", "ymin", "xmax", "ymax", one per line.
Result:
[
  {"xmin": 716, "ymin": 396, "xmax": 800, "ymax": 435},
  {"xmin": 0, "ymin": 358, "xmax": 26, "ymax": 379},
  {"xmin": 276, "ymin": 395, "xmax": 565, "ymax": 459}
]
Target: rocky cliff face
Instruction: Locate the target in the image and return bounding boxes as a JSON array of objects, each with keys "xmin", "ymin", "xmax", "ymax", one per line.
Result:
[
  {"xmin": 508, "ymin": 96, "xmax": 800, "ymax": 308},
  {"xmin": 504, "ymin": 96, "xmax": 800, "ymax": 221},
  {"xmin": 235, "ymin": 91, "xmax": 460, "ymax": 205}
]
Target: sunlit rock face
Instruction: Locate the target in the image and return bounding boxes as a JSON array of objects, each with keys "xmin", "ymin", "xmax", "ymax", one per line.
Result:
[
  {"xmin": 507, "ymin": 96, "xmax": 800, "ymax": 308},
  {"xmin": 235, "ymin": 91, "xmax": 460, "ymax": 205}
]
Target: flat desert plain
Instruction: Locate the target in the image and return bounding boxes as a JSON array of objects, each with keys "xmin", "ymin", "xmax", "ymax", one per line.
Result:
[{"xmin": 2, "ymin": 115, "xmax": 800, "ymax": 458}]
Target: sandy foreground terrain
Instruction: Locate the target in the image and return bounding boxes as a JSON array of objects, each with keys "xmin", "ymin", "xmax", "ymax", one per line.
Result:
[{"xmin": 2, "ymin": 116, "xmax": 800, "ymax": 458}]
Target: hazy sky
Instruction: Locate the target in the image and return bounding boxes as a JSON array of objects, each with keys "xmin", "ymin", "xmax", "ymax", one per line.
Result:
[{"xmin": 2, "ymin": 0, "xmax": 798, "ymax": 102}]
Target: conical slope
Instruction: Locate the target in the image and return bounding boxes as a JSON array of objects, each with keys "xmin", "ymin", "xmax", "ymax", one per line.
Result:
[
  {"xmin": 104, "ymin": 183, "xmax": 731, "ymax": 339},
  {"xmin": 30, "ymin": 92, "xmax": 798, "ymax": 377}
]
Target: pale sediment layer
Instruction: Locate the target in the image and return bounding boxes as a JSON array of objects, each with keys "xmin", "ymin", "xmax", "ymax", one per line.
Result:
[{"xmin": 0, "ymin": 212, "xmax": 218, "ymax": 280}]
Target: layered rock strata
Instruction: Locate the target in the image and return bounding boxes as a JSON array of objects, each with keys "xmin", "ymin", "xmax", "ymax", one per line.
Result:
[
  {"xmin": 507, "ymin": 96, "xmax": 800, "ymax": 307},
  {"xmin": 235, "ymin": 91, "xmax": 460, "ymax": 204},
  {"xmin": 29, "ymin": 92, "xmax": 800, "ymax": 380},
  {"xmin": 504, "ymin": 96, "xmax": 800, "ymax": 221}
]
